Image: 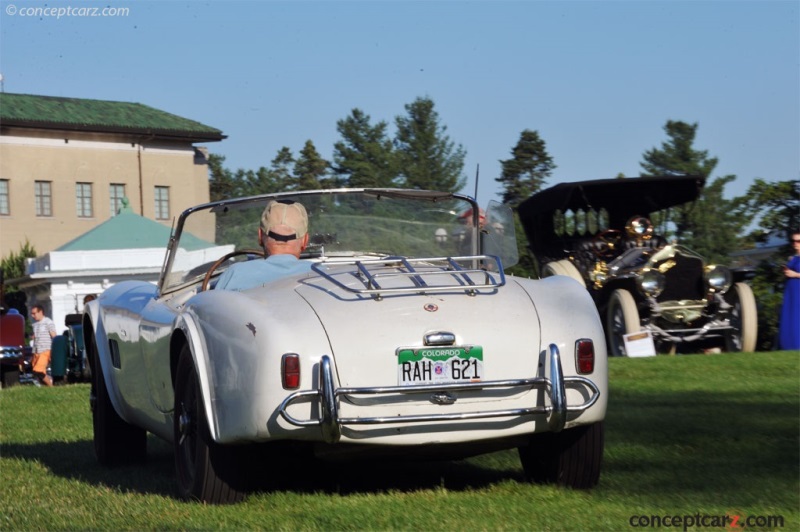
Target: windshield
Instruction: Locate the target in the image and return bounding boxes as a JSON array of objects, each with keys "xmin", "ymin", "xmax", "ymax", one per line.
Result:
[{"xmin": 160, "ymin": 189, "xmax": 516, "ymax": 294}]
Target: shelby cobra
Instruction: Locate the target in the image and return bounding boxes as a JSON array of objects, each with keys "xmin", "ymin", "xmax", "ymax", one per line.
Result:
[
  {"xmin": 83, "ymin": 188, "xmax": 607, "ymax": 503},
  {"xmin": 518, "ymin": 176, "xmax": 757, "ymax": 357}
]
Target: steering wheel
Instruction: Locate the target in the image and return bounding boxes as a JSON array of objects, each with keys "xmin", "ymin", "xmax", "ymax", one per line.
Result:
[
  {"xmin": 592, "ymin": 229, "xmax": 623, "ymax": 259},
  {"xmin": 201, "ymin": 249, "xmax": 266, "ymax": 291}
]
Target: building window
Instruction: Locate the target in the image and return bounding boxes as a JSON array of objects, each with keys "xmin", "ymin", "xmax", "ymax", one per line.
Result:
[
  {"xmin": 154, "ymin": 186, "xmax": 170, "ymax": 220},
  {"xmin": 0, "ymin": 180, "xmax": 9, "ymax": 215},
  {"xmin": 35, "ymin": 181, "xmax": 52, "ymax": 217},
  {"xmin": 110, "ymin": 184, "xmax": 125, "ymax": 215},
  {"xmin": 76, "ymin": 182, "xmax": 93, "ymax": 218}
]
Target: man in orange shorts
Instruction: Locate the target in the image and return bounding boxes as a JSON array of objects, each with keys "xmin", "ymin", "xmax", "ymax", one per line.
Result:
[{"xmin": 30, "ymin": 305, "xmax": 56, "ymax": 387}]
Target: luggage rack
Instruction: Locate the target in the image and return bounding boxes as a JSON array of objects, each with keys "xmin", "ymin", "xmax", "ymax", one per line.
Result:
[{"xmin": 311, "ymin": 255, "xmax": 505, "ymax": 299}]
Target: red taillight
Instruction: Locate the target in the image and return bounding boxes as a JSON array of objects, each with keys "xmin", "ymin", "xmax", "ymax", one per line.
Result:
[
  {"xmin": 576, "ymin": 339, "xmax": 594, "ymax": 374},
  {"xmin": 282, "ymin": 353, "xmax": 300, "ymax": 389}
]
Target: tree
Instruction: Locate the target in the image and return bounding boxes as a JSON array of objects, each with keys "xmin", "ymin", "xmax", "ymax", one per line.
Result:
[
  {"xmin": 736, "ymin": 179, "xmax": 800, "ymax": 239},
  {"xmin": 734, "ymin": 179, "xmax": 800, "ymax": 350},
  {"xmin": 269, "ymin": 147, "xmax": 296, "ymax": 192},
  {"xmin": 682, "ymin": 175, "xmax": 746, "ymax": 263},
  {"xmin": 496, "ymin": 129, "xmax": 556, "ymax": 208},
  {"xmin": 293, "ymin": 140, "xmax": 329, "ymax": 191},
  {"xmin": 1, "ymin": 239, "xmax": 36, "ymax": 316},
  {"xmin": 394, "ymin": 97, "xmax": 466, "ymax": 193},
  {"xmin": 639, "ymin": 120, "xmax": 741, "ymax": 259},
  {"xmin": 640, "ymin": 121, "xmax": 718, "ymax": 178},
  {"xmin": 208, "ymin": 154, "xmax": 240, "ymax": 201},
  {"xmin": 332, "ymin": 109, "xmax": 397, "ymax": 188}
]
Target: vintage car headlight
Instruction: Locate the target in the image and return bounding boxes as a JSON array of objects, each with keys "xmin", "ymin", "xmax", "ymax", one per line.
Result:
[
  {"xmin": 636, "ymin": 269, "xmax": 665, "ymax": 297},
  {"xmin": 705, "ymin": 265, "xmax": 732, "ymax": 294},
  {"xmin": 626, "ymin": 216, "xmax": 654, "ymax": 239}
]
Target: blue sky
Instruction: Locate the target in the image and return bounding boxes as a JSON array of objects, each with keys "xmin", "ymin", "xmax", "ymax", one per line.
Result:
[{"xmin": 1, "ymin": 0, "xmax": 797, "ymax": 205}]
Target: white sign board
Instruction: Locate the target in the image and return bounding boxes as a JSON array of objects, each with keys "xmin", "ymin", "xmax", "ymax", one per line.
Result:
[{"xmin": 623, "ymin": 331, "xmax": 657, "ymax": 357}]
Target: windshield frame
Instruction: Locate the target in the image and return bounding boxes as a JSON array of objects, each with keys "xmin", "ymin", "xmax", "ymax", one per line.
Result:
[{"xmin": 158, "ymin": 188, "xmax": 492, "ymax": 296}]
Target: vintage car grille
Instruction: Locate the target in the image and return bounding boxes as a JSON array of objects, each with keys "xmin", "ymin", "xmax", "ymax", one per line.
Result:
[{"xmin": 655, "ymin": 253, "xmax": 705, "ymax": 302}]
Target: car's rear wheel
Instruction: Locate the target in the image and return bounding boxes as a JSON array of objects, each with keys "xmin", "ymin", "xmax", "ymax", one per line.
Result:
[
  {"xmin": 519, "ymin": 421, "xmax": 604, "ymax": 489},
  {"xmin": 724, "ymin": 282, "xmax": 757, "ymax": 352},
  {"xmin": 174, "ymin": 345, "xmax": 245, "ymax": 504},
  {"xmin": 606, "ymin": 289, "xmax": 640, "ymax": 357},
  {"xmin": 89, "ymin": 331, "xmax": 147, "ymax": 466},
  {"xmin": 541, "ymin": 260, "xmax": 586, "ymax": 288}
]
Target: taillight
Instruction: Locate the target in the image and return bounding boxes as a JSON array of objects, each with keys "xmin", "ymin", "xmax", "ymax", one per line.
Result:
[
  {"xmin": 575, "ymin": 339, "xmax": 594, "ymax": 374},
  {"xmin": 281, "ymin": 353, "xmax": 300, "ymax": 389}
]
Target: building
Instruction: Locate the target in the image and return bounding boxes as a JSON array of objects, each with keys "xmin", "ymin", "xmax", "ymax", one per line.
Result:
[{"xmin": 0, "ymin": 92, "xmax": 225, "ymax": 258}]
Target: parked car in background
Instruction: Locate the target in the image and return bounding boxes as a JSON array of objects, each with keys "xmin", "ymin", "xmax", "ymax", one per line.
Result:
[
  {"xmin": 518, "ymin": 176, "xmax": 757, "ymax": 357},
  {"xmin": 84, "ymin": 188, "xmax": 608, "ymax": 503},
  {"xmin": 51, "ymin": 313, "xmax": 91, "ymax": 383},
  {"xmin": 0, "ymin": 308, "xmax": 26, "ymax": 387}
]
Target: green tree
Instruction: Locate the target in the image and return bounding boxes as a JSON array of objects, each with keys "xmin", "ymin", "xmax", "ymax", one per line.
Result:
[
  {"xmin": 734, "ymin": 179, "xmax": 800, "ymax": 350},
  {"xmin": 293, "ymin": 140, "xmax": 329, "ymax": 190},
  {"xmin": 496, "ymin": 129, "xmax": 556, "ymax": 208},
  {"xmin": 1, "ymin": 239, "xmax": 36, "ymax": 315},
  {"xmin": 333, "ymin": 109, "xmax": 397, "ymax": 188},
  {"xmin": 394, "ymin": 97, "xmax": 466, "ymax": 193},
  {"xmin": 639, "ymin": 120, "xmax": 742, "ymax": 259},
  {"xmin": 208, "ymin": 154, "xmax": 240, "ymax": 201},
  {"xmin": 640, "ymin": 121, "xmax": 718, "ymax": 178},
  {"xmin": 682, "ymin": 175, "xmax": 746, "ymax": 262}
]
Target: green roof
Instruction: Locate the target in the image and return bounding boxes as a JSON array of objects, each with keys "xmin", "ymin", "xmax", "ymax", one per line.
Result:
[
  {"xmin": 0, "ymin": 93, "xmax": 225, "ymax": 142},
  {"xmin": 56, "ymin": 201, "xmax": 213, "ymax": 251}
]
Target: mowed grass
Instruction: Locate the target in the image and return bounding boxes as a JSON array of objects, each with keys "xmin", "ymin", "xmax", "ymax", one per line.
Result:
[{"xmin": 1, "ymin": 352, "xmax": 798, "ymax": 531}]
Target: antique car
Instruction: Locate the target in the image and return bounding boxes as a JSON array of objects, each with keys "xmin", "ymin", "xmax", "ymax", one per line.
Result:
[
  {"xmin": 83, "ymin": 188, "xmax": 608, "ymax": 504},
  {"xmin": 51, "ymin": 314, "xmax": 92, "ymax": 383},
  {"xmin": 518, "ymin": 176, "xmax": 757, "ymax": 357}
]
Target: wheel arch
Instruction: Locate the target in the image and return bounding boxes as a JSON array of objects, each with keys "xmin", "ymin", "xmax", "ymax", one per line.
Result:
[{"xmin": 173, "ymin": 313, "xmax": 220, "ymax": 442}]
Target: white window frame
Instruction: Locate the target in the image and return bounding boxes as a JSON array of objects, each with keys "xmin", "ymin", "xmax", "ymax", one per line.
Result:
[
  {"xmin": 76, "ymin": 182, "xmax": 93, "ymax": 218},
  {"xmin": 35, "ymin": 181, "xmax": 52, "ymax": 217}
]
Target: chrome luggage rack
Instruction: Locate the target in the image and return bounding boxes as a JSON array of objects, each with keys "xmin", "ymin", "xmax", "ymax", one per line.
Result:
[
  {"xmin": 279, "ymin": 345, "xmax": 601, "ymax": 444},
  {"xmin": 310, "ymin": 255, "xmax": 505, "ymax": 299}
]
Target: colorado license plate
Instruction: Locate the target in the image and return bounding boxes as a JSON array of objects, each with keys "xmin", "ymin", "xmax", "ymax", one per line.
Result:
[{"xmin": 397, "ymin": 346, "xmax": 483, "ymax": 386}]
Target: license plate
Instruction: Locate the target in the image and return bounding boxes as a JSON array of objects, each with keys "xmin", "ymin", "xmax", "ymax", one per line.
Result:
[{"xmin": 397, "ymin": 346, "xmax": 483, "ymax": 386}]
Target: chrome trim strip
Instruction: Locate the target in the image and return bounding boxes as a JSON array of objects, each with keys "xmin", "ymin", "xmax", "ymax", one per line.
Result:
[{"xmin": 278, "ymin": 345, "xmax": 600, "ymax": 443}]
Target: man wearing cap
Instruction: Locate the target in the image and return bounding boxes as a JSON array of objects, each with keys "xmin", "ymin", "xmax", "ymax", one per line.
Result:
[{"xmin": 215, "ymin": 200, "xmax": 313, "ymax": 291}]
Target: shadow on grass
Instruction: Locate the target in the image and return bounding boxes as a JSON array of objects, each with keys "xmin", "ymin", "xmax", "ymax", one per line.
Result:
[
  {"xmin": 0, "ymin": 436, "xmax": 525, "ymax": 500},
  {"xmin": 603, "ymin": 387, "xmax": 799, "ymax": 507}
]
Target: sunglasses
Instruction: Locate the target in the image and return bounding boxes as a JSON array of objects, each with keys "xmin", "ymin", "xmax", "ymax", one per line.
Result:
[{"xmin": 792, "ymin": 239, "xmax": 800, "ymax": 243}]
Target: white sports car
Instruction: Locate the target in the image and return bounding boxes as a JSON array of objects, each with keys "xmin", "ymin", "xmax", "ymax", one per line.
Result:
[{"xmin": 84, "ymin": 188, "xmax": 608, "ymax": 503}]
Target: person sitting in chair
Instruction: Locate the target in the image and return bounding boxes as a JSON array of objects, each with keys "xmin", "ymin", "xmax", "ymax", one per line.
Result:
[{"xmin": 215, "ymin": 200, "xmax": 312, "ymax": 291}]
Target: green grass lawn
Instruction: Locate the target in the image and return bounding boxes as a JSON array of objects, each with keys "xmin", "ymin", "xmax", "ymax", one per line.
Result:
[{"xmin": 2, "ymin": 352, "xmax": 798, "ymax": 531}]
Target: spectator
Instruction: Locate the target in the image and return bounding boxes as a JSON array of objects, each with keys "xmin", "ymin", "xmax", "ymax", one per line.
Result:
[{"xmin": 30, "ymin": 305, "xmax": 56, "ymax": 387}]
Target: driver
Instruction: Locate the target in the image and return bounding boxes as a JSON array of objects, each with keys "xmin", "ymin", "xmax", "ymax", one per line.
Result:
[{"xmin": 215, "ymin": 199, "xmax": 312, "ymax": 291}]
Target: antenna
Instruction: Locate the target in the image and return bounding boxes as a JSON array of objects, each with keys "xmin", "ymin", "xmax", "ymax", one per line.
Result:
[{"xmin": 473, "ymin": 164, "xmax": 480, "ymax": 201}]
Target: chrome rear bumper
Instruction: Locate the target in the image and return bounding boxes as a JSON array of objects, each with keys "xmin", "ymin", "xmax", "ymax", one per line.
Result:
[{"xmin": 279, "ymin": 344, "xmax": 601, "ymax": 444}]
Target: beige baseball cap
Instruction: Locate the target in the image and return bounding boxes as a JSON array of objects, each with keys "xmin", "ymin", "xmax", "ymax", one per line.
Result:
[{"xmin": 260, "ymin": 200, "xmax": 308, "ymax": 239}]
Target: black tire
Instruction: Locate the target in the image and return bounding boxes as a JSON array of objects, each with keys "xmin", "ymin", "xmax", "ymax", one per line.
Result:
[
  {"xmin": 89, "ymin": 333, "xmax": 147, "ymax": 466},
  {"xmin": 606, "ymin": 289, "xmax": 640, "ymax": 357},
  {"xmin": 174, "ymin": 345, "xmax": 246, "ymax": 504},
  {"xmin": 1, "ymin": 367, "xmax": 20, "ymax": 388},
  {"xmin": 724, "ymin": 282, "xmax": 758, "ymax": 352},
  {"xmin": 519, "ymin": 421, "xmax": 604, "ymax": 489}
]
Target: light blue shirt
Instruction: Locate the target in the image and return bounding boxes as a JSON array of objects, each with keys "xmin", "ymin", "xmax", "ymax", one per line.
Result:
[{"xmin": 214, "ymin": 254, "xmax": 313, "ymax": 291}]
